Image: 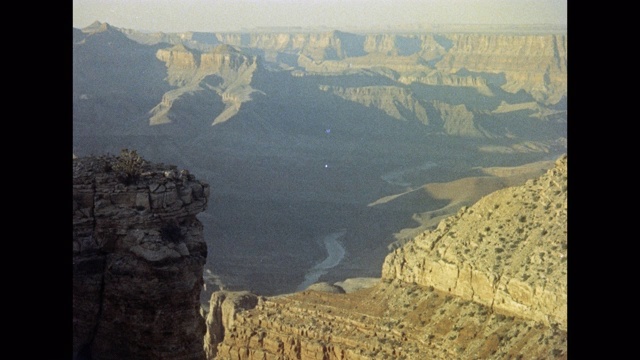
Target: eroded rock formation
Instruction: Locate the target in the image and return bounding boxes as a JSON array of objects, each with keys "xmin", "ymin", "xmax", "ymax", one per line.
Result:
[
  {"xmin": 204, "ymin": 155, "xmax": 568, "ymax": 359},
  {"xmin": 75, "ymin": 23, "xmax": 566, "ymax": 144},
  {"xmin": 204, "ymin": 291, "xmax": 261, "ymax": 359},
  {"xmin": 211, "ymin": 31, "xmax": 566, "ymax": 105},
  {"xmin": 73, "ymin": 153, "xmax": 210, "ymax": 360},
  {"xmin": 435, "ymin": 34, "xmax": 567, "ymax": 104},
  {"xmin": 382, "ymin": 154, "xmax": 567, "ymax": 329},
  {"xmin": 150, "ymin": 43, "xmax": 261, "ymax": 125}
]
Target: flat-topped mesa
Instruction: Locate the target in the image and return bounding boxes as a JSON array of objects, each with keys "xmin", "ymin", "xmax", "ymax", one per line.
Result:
[
  {"xmin": 382, "ymin": 154, "xmax": 567, "ymax": 330},
  {"xmin": 73, "ymin": 152, "xmax": 210, "ymax": 360}
]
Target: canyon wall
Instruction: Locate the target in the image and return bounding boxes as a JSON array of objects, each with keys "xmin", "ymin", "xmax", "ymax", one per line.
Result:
[
  {"xmin": 382, "ymin": 154, "xmax": 567, "ymax": 329},
  {"xmin": 76, "ymin": 23, "xmax": 566, "ymax": 142},
  {"xmin": 210, "ymin": 31, "xmax": 566, "ymax": 104},
  {"xmin": 72, "ymin": 153, "xmax": 210, "ymax": 360},
  {"xmin": 434, "ymin": 34, "xmax": 567, "ymax": 104},
  {"xmin": 151, "ymin": 43, "xmax": 260, "ymax": 125},
  {"xmin": 203, "ymin": 155, "xmax": 568, "ymax": 359}
]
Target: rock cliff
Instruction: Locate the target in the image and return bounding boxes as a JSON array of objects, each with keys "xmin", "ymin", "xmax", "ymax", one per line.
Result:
[
  {"xmin": 72, "ymin": 152, "xmax": 210, "ymax": 360},
  {"xmin": 203, "ymin": 155, "xmax": 567, "ymax": 359},
  {"xmin": 150, "ymin": 43, "xmax": 261, "ymax": 125},
  {"xmin": 318, "ymin": 85, "xmax": 493, "ymax": 137},
  {"xmin": 434, "ymin": 34, "xmax": 567, "ymax": 104},
  {"xmin": 319, "ymin": 85, "xmax": 431, "ymax": 125},
  {"xmin": 78, "ymin": 24, "xmax": 565, "ymax": 138},
  {"xmin": 382, "ymin": 154, "xmax": 567, "ymax": 329},
  {"xmin": 210, "ymin": 31, "xmax": 566, "ymax": 105}
]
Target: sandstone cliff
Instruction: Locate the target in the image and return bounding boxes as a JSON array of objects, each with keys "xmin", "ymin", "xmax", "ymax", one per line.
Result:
[
  {"xmin": 318, "ymin": 85, "xmax": 493, "ymax": 137},
  {"xmin": 123, "ymin": 27, "xmax": 565, "ymax": 107},
  {"xmin": 319, "ymin": 85, "xmax": 431, "ymax": 125},
  {"xmin": 203, "ymin": 155, "xmax": 567, "ymax": 359},
  {"xmin": 73, "ymin": 152, "xmax": 210, "ymax": 360},
  {"xmin": 80, "ymin": 24, "xmax": 565, "ymax": 138},
  {"xmin": 212, "ymin": 31, "xmax": 566, "ymax": 105},
  {"xmin": 150, "ymin": 43, "xmax": 261, "ymax": 126},
  {"xmin": 434, "ymin": 34, "xmax": 567, "ymax": 104},
  {"xmin": 382, "ymin": 155, "xmax": 567, "ymax": 329}
]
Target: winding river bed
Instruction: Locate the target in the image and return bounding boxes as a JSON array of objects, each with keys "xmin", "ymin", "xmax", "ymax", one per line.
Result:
[{"xmin": 295, "ymin": 230, "xmax": 346, "ymax": 292}]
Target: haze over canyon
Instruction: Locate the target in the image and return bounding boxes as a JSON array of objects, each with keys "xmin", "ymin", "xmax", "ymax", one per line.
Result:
[{"xmin": 73, "ymin": 21, "xmax": 567, "ymax": 302}]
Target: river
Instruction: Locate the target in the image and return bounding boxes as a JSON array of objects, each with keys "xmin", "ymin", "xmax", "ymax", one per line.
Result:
[{"xmin": 295, "ymin": 230, "xmax": 347, "ymax": 292}]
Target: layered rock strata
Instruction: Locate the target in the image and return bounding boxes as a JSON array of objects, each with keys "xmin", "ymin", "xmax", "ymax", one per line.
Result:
[
  {"xmin": 434, "ymin": 34, "xmax": 568, "ymax": 104},
  {"xmin": 212, "ymin": 31, "xmax": 566, "ymax": 104},
  {"xmin": 151, "ymin": 43, "xmax": 260, "ymax": 125},
  {"xmin": 73, "ymin": 154, "xmax": 210, "ymax": 360},
  {"xmin": 205, "ymin": 283, "xmax": 566, "ymax": 359},
  {"xmin": 382, "ymin": 154, "xmax": 567, "ymax": 329},
  {"xmin": 204, "ymin": 291, "xmax": 261, "ymax": 359},
  {"xmin": 204, "ymin": 155, "xmax": 567, "ymax": 359}
]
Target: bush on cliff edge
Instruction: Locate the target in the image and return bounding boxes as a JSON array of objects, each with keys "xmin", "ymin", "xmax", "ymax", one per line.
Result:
[{"xmin": 112, "ymin": 148, "xmax": 145, "ymax": 185}]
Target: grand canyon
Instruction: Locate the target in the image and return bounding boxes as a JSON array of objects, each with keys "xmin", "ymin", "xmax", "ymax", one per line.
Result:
[{"xmin": 73, "ymin": 21, "xmax": 567, "ymax": 359}]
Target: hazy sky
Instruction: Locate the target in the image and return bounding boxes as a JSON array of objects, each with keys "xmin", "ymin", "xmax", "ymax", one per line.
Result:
[{"xmin": 73, "ymin": 0, "xmax": 567, "ymax": 33}]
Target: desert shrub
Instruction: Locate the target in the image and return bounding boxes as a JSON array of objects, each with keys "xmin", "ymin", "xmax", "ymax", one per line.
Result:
[
  {"xmin": 113, "ymin": 148, "xmax": 145, "ymax": 185},
  {"xmin": 99, "ymin": 155, "xmax": 114, "ymax": 173},
  {"xmin": 553, "ymin": 349, "xmax": 563, "ymax": 357}
]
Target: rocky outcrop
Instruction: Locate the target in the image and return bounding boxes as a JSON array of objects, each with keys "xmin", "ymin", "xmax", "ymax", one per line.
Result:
[
  {"xmin": 214, "ymin": 31, "xmax": 367, "ymax": 60},
  {"xmin": 80, "ymin": 23, "xmax": 565, "ymax": 134},
  {"xmin": 204, "ymin": 155, "xmax": 567, "ymax": 359},
  {"xmin": 434, "ymin": 34, "xmax": 567, "ymax": 104},
  {"xmin": 397, "ymin": 71, "xmax": 492, "ymax": 94},
  {"xmin": 151, "ymin": 43, "xmax": 261, "ymax": 125},
  {"xmin": 210, "ymin": 31, "xmax": 566, "ymax": 104},
  {"xmin": 206, "ymin": 282, "xmax": 566, "ymax": 359},
  {"xmin": 204, "ymin": 291, "xmax": 261, "ymax": 359},
  {"xmin": 382, "ymin": 154, "xmax": 567, "ymax": 329},
  {"xmin": 431, "ymin": 100, "xmax": 490, "ymax": 138},
  {"xmin": 319, "ymin": 85, "xmax": 431, "ymax": 125},
  {"xmin": 72, "ymin": 153, "xmax": 210, "ymax": 360},
  {"xmin": 154, "ymin": 43, "xmax": 259, "ymax": 88},
  {"xmin": 214, "ymin": 32, "xmax": 439, "ymax": 61},
  {"xmin": 319, "ymin": 86, "xmax": 492, "ymax": 137}
]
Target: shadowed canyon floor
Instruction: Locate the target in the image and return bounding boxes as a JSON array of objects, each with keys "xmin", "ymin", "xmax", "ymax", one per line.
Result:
[
  {"xmin": 196, "ymin": 156, "xmax": 558, "ymax": 303},
  {"xmin": 73, "ymin": 23, "xmax": 567, "ymax": 304}
]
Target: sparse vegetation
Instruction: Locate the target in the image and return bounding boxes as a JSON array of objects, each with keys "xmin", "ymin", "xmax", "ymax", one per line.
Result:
[
  {"xmin": 553, "ymin": 349, "xmax": 563, "ymax": 356},
  {"xmin": 73, "ymin": 26, "xmax": 568, "ymax": 358},
  {"xmin": 113, "ymin": 148, "xmax": 145, "ymax": 185}
]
